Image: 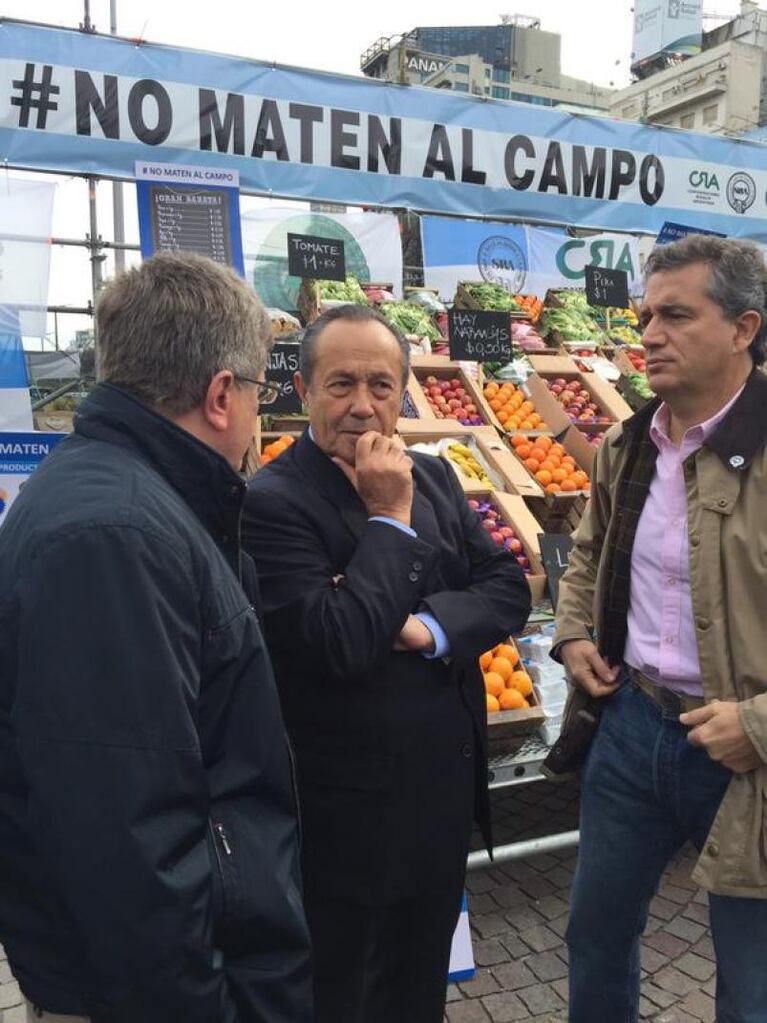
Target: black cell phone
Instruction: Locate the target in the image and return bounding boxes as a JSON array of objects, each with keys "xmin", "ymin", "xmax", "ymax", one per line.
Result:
[{"xmin": 541, "ymin": 697, "xmax": 601, "ymax": 778}]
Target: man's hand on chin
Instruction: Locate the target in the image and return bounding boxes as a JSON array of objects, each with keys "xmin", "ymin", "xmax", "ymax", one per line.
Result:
[{"xmin": 332, "ymin": 432, "xmax": 414, "ymax": 527}]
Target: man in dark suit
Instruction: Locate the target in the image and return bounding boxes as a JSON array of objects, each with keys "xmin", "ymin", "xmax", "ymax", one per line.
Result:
[{"xmin": 242, "ymin": 305, "xmax": 531, "ymax": 1023}]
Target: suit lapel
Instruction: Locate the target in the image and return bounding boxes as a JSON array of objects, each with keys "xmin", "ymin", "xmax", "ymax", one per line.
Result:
[{"xmin": 293, "ymin": 430, "xmax": 369, "ymax": 539}]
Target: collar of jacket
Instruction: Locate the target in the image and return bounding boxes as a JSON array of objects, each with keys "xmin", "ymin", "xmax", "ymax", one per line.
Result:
[
  {"xmin": 73, "ymin": 383, "xmax": 247, "ymax": 540},
  {"xmin": 614, "ymin": 366, "xmax": 767, "ymax": 471}
]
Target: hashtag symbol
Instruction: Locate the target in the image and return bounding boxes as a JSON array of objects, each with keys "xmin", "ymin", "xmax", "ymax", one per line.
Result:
[{"xmin": 11, "ymin": 63, "xmax": 60, "ymax": 129}]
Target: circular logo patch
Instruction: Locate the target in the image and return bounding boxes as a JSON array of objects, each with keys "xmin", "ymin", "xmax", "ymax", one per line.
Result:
[
  {"xmin": 477, "ymin": 236, "xmax": 528, "ymax": 294},
  {"xmin": 726, "ymin": 173, "xmax": 756, "ymax": 215}
]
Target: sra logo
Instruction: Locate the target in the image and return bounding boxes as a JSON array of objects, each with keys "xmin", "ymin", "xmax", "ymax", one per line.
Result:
[{"xmin": 689, "ymin": 170, "xmax": 720, "ymax": 192}]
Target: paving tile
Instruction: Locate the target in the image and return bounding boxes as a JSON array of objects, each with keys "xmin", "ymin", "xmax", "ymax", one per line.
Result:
[
  {"xmin": 490, "ymin": 961, "xmax": 537, "ymax": 991},
  {"xmin": 0, "ymin": 984, "xmax": 20, "ymax": 1011},
  {"xmin": 500, "ymin": 935, "xmax": 530, "ymax": 959},
  {"xmin": 642, "ymin": 981, "xmax": 679, "ymax": 1009},
  {"xmin": 664, "ymin": 917, "xmax": 706, "ymax": 943},
  {"xmin": 681, "ymin": 901, "xmax": 709, "ymax": 927},
  {"xmin": 689, "ymin": 935, "xmax": 715, "ymax": 961},
  {"xmin": 480, "ymin": 991, "xmax": 531, "ymax": 1022},
  {"xmin": 640, "ymin": 945, "xmax": 670, "ymax": 973},
  {"xmin": 491, "ymin": 886, "xmax": 528, "ymax": 910},
  {"xmin": 650, "ymin": 895, "xmax": 681, "ymax": 921},
  {"xmin": 474, "ymin": 913, "xmax": 517, "ymax": 939},
  {"xmin": 677, "ymin": 989, "xmax": 716, "ymax": 1022},
  {"xmin": 644, "ymin": 930, "xmax": 690, "ymax": 959},
  {"xmin": 446, "ymin": 1000, "xmax": 492, "ymax": 1022},
  {"xmin": 503, "ymin": 906, "xmax": 545, "ymax": 932},
  {"xmin": 470, "ymin": 893, "xmax": 501, "ymax": 916},
  {"xmin": 658, "ymin": 882, "xmax": 693, "ymax": 906},
  {"xmin": 673, "ymin": 951, "xmax": 716, "ymax": 982},
  {"xmin": 517, "ymin": 875, "xmax": 557, "ymax": 900},
  {"xmin": 533, "ymin": 895, "xmax": 568, "ymax": 922},
  {"xmin": 654, "ymin": 965, "xmax": 701, "ymax": 998},
  {"xmin": 474, "ymin": 939, "xmax": 512, "ymax": 967},
  {"xmin": 518, "ymin": 924, "xmax": 562, "ymax": 954},
  {"xmin": 458, "ymin": 969, "xmax": 501, "ymax": 999},
  {"xmin": 446, "ymin": 983, "xmax": 463, "ymax": 1002},
  {"xmin": 525, "ymin": 951, "xmax": 568, "ymax": 983},
  {"xmin": 653, "ymin": 1010, "xmax": 698, "ymax": 1023},
  {"xmin": 516, "ymin": 983, "xmax": 566, "ymax": 1015}
]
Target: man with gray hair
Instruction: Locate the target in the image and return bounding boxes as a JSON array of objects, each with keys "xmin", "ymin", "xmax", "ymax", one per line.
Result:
[
  {"xmin": 553, "ymin": 234, "xmax": 767, "ymax": 1021},
  {"xmin": 0, "ymin": 254, "xmax": 311, "ymax": 1022}
]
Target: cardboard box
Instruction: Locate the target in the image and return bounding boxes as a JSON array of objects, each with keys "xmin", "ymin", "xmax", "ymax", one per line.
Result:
[
  {"xmin": 477, "ymin": 431, "xmax": 545, "ymax": 499},
  {"xmin": 401, "ymin": 365, "xmax": 499, "ymax": 433},
  {"xmin": 486, "ymin": 638, "xmax": 546, "ymax": 745},
  {"xmin": 476, "ymin": 374, "xmax": 554, "ymax": 437},
  {"xmin": 526, "ymin": 367, "xmax": 633, "ymax": 431},
  {"xmin": 398, "ymin": 429, "xmax": 504, "ymax": 494},
  {"xmin": 467, "ymin": 490, "xmax": 547, "ymax": 604}
]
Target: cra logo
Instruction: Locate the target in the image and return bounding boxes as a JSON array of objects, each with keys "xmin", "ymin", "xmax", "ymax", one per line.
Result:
[{"xmin": 688, "ymin": 170, "xmax": 720, "ymax": 192}]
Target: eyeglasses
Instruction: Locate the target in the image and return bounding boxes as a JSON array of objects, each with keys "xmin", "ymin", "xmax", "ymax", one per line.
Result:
[{"xmin": 233, "ymin": 374, "xmax": 289, "ymax": 406}]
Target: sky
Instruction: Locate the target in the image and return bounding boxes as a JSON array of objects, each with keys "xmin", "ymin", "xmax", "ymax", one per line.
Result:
[{"xmin": 0, "ymin": 0, "xmax": 746, "ymax": 348}]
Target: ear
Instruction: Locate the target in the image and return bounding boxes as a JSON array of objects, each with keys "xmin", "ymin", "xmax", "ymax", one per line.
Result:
[
  {"xmin": 202, "ymin": 370, "xmax": 238, "ymax": 433},
  {"xmin": 294, "ymin": 370, "xmax": 309, "ymax": 406},
  {"xmin": 733, "ymin": 310, "xmax": 762, "ymax": 354}
]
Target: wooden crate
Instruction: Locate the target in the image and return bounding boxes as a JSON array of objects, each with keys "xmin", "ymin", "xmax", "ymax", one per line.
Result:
[
  {"xmin": 400, "ymin": 365, "xmax": 498, "ymax": 432},
  {"xmin": 454, "ymin": 281, "xmax": 528, "ymax": 318},
  {"xmin": 486, "ymin": 638, "xmax": 546, "ymax": 746}
]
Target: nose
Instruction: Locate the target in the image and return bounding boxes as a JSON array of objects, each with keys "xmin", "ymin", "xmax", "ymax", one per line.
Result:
[
  {"xmin": 641, "ymin": 315, "xmax": 663, "ymax": 349},
  {"xmin": 348, "ymin": 383, "xmax": 375, "ymax": 419}
]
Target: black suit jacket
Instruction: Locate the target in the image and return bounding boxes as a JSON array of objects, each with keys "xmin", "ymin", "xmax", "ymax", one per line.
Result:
[{"xmin": 243, "ymin": 432, "xmax": 531, "ymax": 905}]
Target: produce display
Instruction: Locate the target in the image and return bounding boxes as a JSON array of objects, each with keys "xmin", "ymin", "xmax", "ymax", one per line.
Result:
[
  {"xmin": 625, "ymin": 371, "xmax": 654, "ymax": 400},
  {"xmin": 361, "ymin": 284, "xmax": 395, "ymax": 303},
  {"xmin": 512, "ymin": 294, "xmax": 543, "ymax": 322},
  {"xmin": 483, "ymin": 380, "xmax": 549, "ymax": 432},
  {"xmin": 417, "ymin": 375, "xmax": 485, "ymax": 425},
  {"xmin": 595, "ymin": 305, "xmax": 639, "ymax": 327},
  {"xmin": 260, "ymin": 435, "xmax": 296, "ymax": 465},
  {"xmin": 540, "ymin": 292, "xmax": 602, "ymax": 343},
  {"xmin": 467, "ymin": 497, "xmax": 531, "ymax": 574},
  {"xmin": 462, "ymin": 282, "xmax": 521, "ymax": 311},
  {"xmin": 623, "ymin": 349, "xmax": 646, "ymax": 373},
  {"xmin": 509, "ymin": 434, "xmax": 590, "ymax": 494},
  {"xmin": 610, "ymin": 326, "xmax": 642, "ymax": 346},
  {"xmin": 481, "ymin": 642, "xmax": 534, "ymax": 714},
  {"xmin": 445, "ymin": 442, "xmax": 493, "ymax": 485},
  {"xmin": 512, "ymin": 321, "xmax": 547, "ymax": 352},
  {"xmin": 317, "ymin": 275, "xmax": 368, "ymax": 303},
  {"xmin": 379, "ymin": 301, "xmax": 442, "ymax": 340},
  {"xmin": 544, "ymin": 377, "xmax": 613, "ymax": 424}
]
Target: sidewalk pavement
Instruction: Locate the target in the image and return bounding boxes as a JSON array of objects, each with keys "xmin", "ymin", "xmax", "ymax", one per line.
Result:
[
  {"xmin": 446, "ymin": 780, "xmax": 716, "ymax": 1022},
  {"xmin": 0, "ymin": 781, "xmax": 718, "ymax": 1023}
]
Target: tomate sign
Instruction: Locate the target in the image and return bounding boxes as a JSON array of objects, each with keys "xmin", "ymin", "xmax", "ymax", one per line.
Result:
[{"xmin": 3, "ymin": 21, "xmax": 767, "ymax": 238}]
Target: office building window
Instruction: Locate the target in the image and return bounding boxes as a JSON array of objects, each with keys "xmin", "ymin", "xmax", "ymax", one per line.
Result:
[
  {"xmin": 454, "ymin": 63, "xmax": 470, "ymax": 75},
  {"xmin": 492, "ymin": 85, "xmax": 510, "ymax": 99},
  {"xmin": 703, "ymin": 103, "xmax": 718, "ymax": 124},
  {"xmin": 511, "ymin": 92, "xmax": 531, "ymax": 103},
  {"xmin": 453, "ymin": 81, "xmax": 469, "ymax": 92},
  {"xmin": 680, "ymin": 112, "xmax": 695, "ymax": 128},
  {"xmin": 493, "ymin": 68, "xmax": 510, "ymax": 84}
]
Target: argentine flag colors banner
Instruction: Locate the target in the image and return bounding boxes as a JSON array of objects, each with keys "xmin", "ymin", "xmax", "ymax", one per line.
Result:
[{"xmin": 421, "ymin": 217, "xmax": 642, "ymax": 301}]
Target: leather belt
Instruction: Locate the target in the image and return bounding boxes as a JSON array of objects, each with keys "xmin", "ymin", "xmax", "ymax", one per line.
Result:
[{"xmin": 627, "ymin": 666, "xmax": 706, "ymax": 716}]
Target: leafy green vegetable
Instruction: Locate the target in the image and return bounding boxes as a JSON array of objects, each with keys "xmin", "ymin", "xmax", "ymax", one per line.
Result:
[
  {"xmin": 379, "ymin": 302, "xmax": 442, "ymax": 340},
  {"xmin": 318, "ymin": 275, "xmax": 368, "ymax": 304},
  {"xmin": 463, "ymin": 283, "xmax": 521, "ymax": 311}
]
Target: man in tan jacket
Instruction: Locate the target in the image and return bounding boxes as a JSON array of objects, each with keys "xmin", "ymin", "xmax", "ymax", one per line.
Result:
[{"xmin": 554, "ymin": 235, "xmax": 767, "ymax": 1022}]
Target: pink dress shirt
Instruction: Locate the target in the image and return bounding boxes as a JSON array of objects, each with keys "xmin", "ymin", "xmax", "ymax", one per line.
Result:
[{"xmin": 624, "ymin": 386, "xmax": 745, "ymax": 696}]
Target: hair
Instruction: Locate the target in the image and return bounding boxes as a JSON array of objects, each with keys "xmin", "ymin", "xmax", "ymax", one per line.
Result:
[
  {"xmin": 644, "ymin": 234, "xmax": 767, "ymax": 366},
  {"xmin": 299, "ymin": 304, "xmax": 410, "ymax": 388},
  {"xmin": 96, "ymin": 253, "xmax": 273, "ymax": 414}
]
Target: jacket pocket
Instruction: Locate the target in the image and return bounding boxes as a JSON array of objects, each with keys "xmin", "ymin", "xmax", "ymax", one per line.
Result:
[{"xmin": 207, "ymin": 817, "xmax": 234, "ymax": 922}]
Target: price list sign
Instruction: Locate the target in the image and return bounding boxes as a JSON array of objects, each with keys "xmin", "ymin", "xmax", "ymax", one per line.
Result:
[
  {"xmin": 584, "ymin": 265, "xmax": 629, "ymax": 310},
  {"xmin": 448, "ymin": 310, "xmax": 512, "ymax": 363},
  {"xmin": 136, "ymin": 170, "xmax": 245, "ymax": 276}
]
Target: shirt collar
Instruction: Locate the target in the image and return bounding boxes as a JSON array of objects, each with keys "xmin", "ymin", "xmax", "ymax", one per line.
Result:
[{"xmin": 650, "ymin": 381, "xmax": 747, "ymax": 451}]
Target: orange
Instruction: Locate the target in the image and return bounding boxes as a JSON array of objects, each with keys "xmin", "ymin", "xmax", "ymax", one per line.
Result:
[
  {"xmin": 486, "ymin": 693, "xmax": 501, "ymax": 714},
  {"xmin": 499, "ymin": 688, "xmax": 525, "ymax": 711},
  {"xmin": 509, "ymin": 671, "xmax": 533, "ymax": 697},
  {"xmin": 489, "ymin": 398, "xmax": 503, "ymax": 412},
  {"xmin": 537, "ymin": 435, "xmax": 552, "ymax": 451},
  {"xmin": 560, "ymin": 478, "xmax": 577, "ymax": 492},
  {"xmin": 550, "ymin": 444, "xmax": 565, "ymax": 457},
  {"xmin": 488, "ymin": 657, "xmax": 513, "ymax": 682},
  {"xmin": 546, "ymin": 482, "xmax": 562, "ymax": 494},
  {"xmin": 539, "ymin": 460, "xmax": 556, "ymax": 473},
  {"xmin": 485, "ymin": 382, "xmax": 499, "ymax": 397},
  {"xmin": 516, "ymin": 443, "xmax": 532, "ymax": 459},
  {"xmin": 519, "ymin": 420, "xmax": 534, "ymax": 430},
  {"xmin": 551, "ymin": 467, "xmax": 568, "ymax": 483},
  {"xmin": 523, "ymin": 457, "xmax": 540, "ymax": 473},
  {"xmin": 529, "ymin": 413, "xmax": 542, "ymax": 427},
  {"xmin": 510, "ymin": 434, "xmax": 526, "ymax": 448},
  {"xmin": 535, "ymin": 469, "xmax": 552, "ymax": 486},
  {"xmin": 530, "ymin": 447, "xmax": 548, "ymax": 463},
  {"xmin": 494, "ymin": 643, "xmax": 519, "ymax": 664},
  {"xmin": 479, "ymin": 650, "xmax": 494, "ymax": 671},
  {"xmin": 484, "ymin": 672, "xmax": 505, "ymax": 698}
]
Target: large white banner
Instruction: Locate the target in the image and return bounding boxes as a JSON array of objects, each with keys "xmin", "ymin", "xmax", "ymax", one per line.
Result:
[
  {"xmin": 526, "ymin": 228, "xmax": 642, "ymax": 297},
  {"xmin": 0, "ymin": 177, "xmax": 55, "ymax": 339},
  {"xmin": 632, "ymin": 0, "xmax": 703, "ymax": 67},
  {"xmin": 242, "ymin": 208, "xmax": 403, "ymax": 312}
]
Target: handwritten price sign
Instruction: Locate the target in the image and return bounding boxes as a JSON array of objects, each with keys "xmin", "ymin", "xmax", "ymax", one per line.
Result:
[
  {"xmin": 584, "ymin": 265, "xmax": 629, "ymax": 310},
  {"xmin": 287, "ymin": 233, "xmax": 346, "ymax": 281},
  {"xmin": 448, "ymin": 310, "xmax": 512, "ymax": 362}
]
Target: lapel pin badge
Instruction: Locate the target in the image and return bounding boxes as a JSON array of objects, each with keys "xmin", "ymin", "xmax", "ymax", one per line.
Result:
[{"xmin": 729, "ymin": 455, "xmax": 745, "ymax": 469}]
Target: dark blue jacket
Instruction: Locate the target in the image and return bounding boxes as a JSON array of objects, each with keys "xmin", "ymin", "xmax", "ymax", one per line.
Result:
[{"xmin": 0, "ymin": 384, "xmax": 311, "ymax": 1022}]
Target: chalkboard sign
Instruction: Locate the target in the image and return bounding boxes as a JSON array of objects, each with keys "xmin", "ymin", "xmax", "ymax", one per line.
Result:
[
  {"xmin": 448, "ymin": 310, "xmax": 512, "ymax": 362},
  {"xmin": 266, "ymin": 343, "xmax": 302, "ymax": 414},
  {"xmin": 287, "ymin": 233, "xmax": 346, "ymax": 281},
  {"xmin": 585, "ymin": 265, "xmax": 629, "ymax": 310},
  {"xmin": 538, "ymin": 533, "xmax": 574, "ymax": 611},
  {"xmin": 147, "ymin": 185, "xmax": 233, "ymax": 265}
]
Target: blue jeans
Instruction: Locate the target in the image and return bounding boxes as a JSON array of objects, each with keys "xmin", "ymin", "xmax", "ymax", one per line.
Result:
[{"xmin": 568, "ymin": 676, "xmax": 767, "ymax": 1023}]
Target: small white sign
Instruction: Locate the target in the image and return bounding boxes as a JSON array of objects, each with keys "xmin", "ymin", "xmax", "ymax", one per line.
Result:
[{"xmin": 134, "ymin": 161, "xmax": 239, "ymax": 187}]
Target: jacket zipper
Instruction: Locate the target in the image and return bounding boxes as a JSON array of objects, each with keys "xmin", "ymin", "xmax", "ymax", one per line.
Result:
[{"xmin": 213, "ymin": 821, "xmax": 232, "ymax": 856}]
